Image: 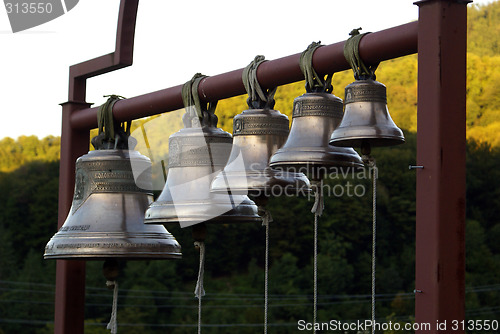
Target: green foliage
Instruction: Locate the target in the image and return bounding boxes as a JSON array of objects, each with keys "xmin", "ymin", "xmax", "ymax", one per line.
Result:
[
  {"xmin": 468, "ymin": 1, "xmax": 500, "ymax": 56},
  {"xmin": 0, "ymin": 134, "xmax": 499, "ymax": 333},
  {"xmin": 0, "ymin": 136, "xmax": 60, "ymax": 172}
]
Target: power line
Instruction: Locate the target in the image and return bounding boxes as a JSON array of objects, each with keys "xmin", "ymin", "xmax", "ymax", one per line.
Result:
[{"xmin": 3, "ymin": 279, "xmax": 500, "ymax": 299}]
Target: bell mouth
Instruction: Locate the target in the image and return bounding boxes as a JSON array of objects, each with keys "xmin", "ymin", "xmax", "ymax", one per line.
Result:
[
  {"xmin": 330, "ymin": 135, "xmax": 405, "ymax": 148},
  {"xmin": 270, "ymin": 146, "xmax": 365, "ymax": 174},
  {"xmin": 144, "ymin": 194, "xmax": 261, "ymax": 227},
  {"xmin": 329, "ymin": 125, "xmax": 405, "ymax": 148},
  {"xmin": 44, "ymin": 230, "xmax": 182, "ymax": 260}
]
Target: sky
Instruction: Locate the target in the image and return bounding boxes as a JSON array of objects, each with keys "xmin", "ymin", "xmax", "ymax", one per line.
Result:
[{"xmin": 0, "ymin": 0, "xmax": 492, "ymax": 140}]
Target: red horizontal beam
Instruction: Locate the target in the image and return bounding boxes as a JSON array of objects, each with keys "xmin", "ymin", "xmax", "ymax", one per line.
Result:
[{"xmin": 70, "ymin": 21, "xmax": 418, "ymax": 130}]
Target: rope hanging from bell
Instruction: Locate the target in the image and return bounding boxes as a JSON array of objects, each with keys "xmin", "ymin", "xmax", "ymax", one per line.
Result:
[
  {"xmin": 369, "ymin": 159, "xmax": 378, "ymax": 334},
  {"xmin": 310, "ymin": 179, "xmax": 323, "ymax": 333},
  {"xmin": 298, "ymin": 42, "xmax": 331, "ymax": 333},
  {"xmin": 194, "ymin": 239, "xmax": 206, "ymax": 334},
  {"xmin": 341, "ymin": 29, "xmax": 384, "ymax": 333},
  {"xmin": 241, "ymin": 55, "xmax": 280, "ymax": 334},
  {"xmin": 182, "ymin": 73, "xmax": 221, "ymax": 334},
  {"xmin": 103, "ymin": 259, "xmax": 120, "ymax": 334},
  {"xmin": 259, "ymin": 206, "xmax": 273, "ymax": 334}
]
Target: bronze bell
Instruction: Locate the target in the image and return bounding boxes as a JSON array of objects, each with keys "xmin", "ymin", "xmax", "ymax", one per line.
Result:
[
  {"xmin": 269, "ymin": 42, "xmax": 363, "ymax": 179},
  {"xmin": 144, "ymin": 112, "xmax": 261, "ymax": 228},
  {"xmin": 330, "ymin": 29, "xmax": 404, "ymax": 151},
  {"xmin": 269, "ymin": 92, "xmax": 364, "ymax": 178},
  {"xmin": 44, "ymin": 146, "xmax": 181, "ymax": 260},
  {"xmin": 329, "ymin": 79, "xmax": 405, "ymax": 148},
  {"xmin": 210, "ymin": 108, "xmax": 310, "ymax": 198},
  {"xmin": 212, "ymin": 56, "xmax": 309, "ymax": 201}
]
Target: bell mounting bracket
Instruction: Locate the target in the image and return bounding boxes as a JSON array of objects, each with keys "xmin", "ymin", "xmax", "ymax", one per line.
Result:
[{"xmin": 68, "ymin": 0, "xmax": 139, "ymax": 103}]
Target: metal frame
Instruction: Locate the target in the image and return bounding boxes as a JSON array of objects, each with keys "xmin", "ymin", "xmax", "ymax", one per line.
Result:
[
  {"xmin": 54, "ymin": 0, "xmax": 468, "ymax": 332},
  {"xmin": 415, "ymin": 0, "xmax": 468, "ymax": 329}
]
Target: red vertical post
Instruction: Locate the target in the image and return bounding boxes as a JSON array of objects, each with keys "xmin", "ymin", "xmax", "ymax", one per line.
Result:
[
  {"xmin": 415, "ymin": 0, "xmax": 468, "ymax": 332},
  {"xmin": 54, "ymin": 100, "xmax": 90, "ymax": 334}
]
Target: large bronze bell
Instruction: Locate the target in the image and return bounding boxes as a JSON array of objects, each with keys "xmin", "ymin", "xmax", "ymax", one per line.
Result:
[
  {"xmin": 44, "ymin": 133, "xmax": 181, "ymax": 260},
  {"xmin": 144, "ymin": 112, "xmax": 261, "ymax": 228},
  {"xmin": 329, "ymin": 79, "xmax": 405, "ymax": 148}
]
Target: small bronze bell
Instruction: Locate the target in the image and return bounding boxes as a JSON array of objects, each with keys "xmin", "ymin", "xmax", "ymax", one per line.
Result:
[
  {"xmin": 269, "ymin": 92, "xmax": 364, "ymax": 178},
  {"xmin": 211, "ymin": 56, "xmax": 310, "ymax": 198},
  {"xmin": 211, "ymin": 108, "xmax": 310, "ymax": 198},
  {"xmin": 44, "ymin": 97, "xmax": 181, "ymax": 259},
  {"xmin": 144, "ymin": 111, "xmax": 261, "ymax": 228},
  {"xmin": 269, "ymin": 43, "xmax": 363, "ymax": 179},
  {"xmin": 329, "ymin": 29, "xmax": 404, "ymax": 151},
  {"xmin": 329, "ymin": 79, "xmax": 404, "ymax": 148}
]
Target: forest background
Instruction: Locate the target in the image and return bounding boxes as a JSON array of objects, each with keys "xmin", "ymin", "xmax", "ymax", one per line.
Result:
[{"xmin": 1, "ymin": 2, "xmax": 499, "ymax": 333}]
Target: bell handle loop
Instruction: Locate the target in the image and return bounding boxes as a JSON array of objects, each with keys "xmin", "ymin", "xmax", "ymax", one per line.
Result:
[
  {"xmin": 182, "ymin": 73, "xmax": 205, "ymax": 120},
  {"xmin": 191, "ymin": 75, "xmax": 206, "ymax": 117},
  {"xmin": 182, "ymin": 73, "xmax": 219, "ymax": 128},
  {"xmin": 344, "ymin": 28, "xmax": 379, "ymax": 80},
  {"xmin": 97, "ymin": 95, "xmax": 123, "ymax": 141},
  {"xmin": 242, "ymin": 55, "xmax": 277, "ymax": 110},
  {"xmin": 92, "ymin": 95, "xmax": 132, "ymax": 150},
  {"xmin": 299, "ymin": 42, "xmax": 334, "ymax": 94}
]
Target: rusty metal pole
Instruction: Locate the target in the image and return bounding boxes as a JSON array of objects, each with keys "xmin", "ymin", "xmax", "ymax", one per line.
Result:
[{"xmin": 415, "ymin": 0, "xmax": 468, "ymax": 332}]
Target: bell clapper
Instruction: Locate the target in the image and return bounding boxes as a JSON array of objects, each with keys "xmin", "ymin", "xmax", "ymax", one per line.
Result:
[
  {"xmin": 192, "ymin": 223, "xmax": 207, "ymax": 244},
  {"xmin": 361, "ymin": 140, "xmax": 373, "ymax": 165},
  {"xmin": 103, "ymin": 258, "xmax": 120, "ymax": 284}
]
